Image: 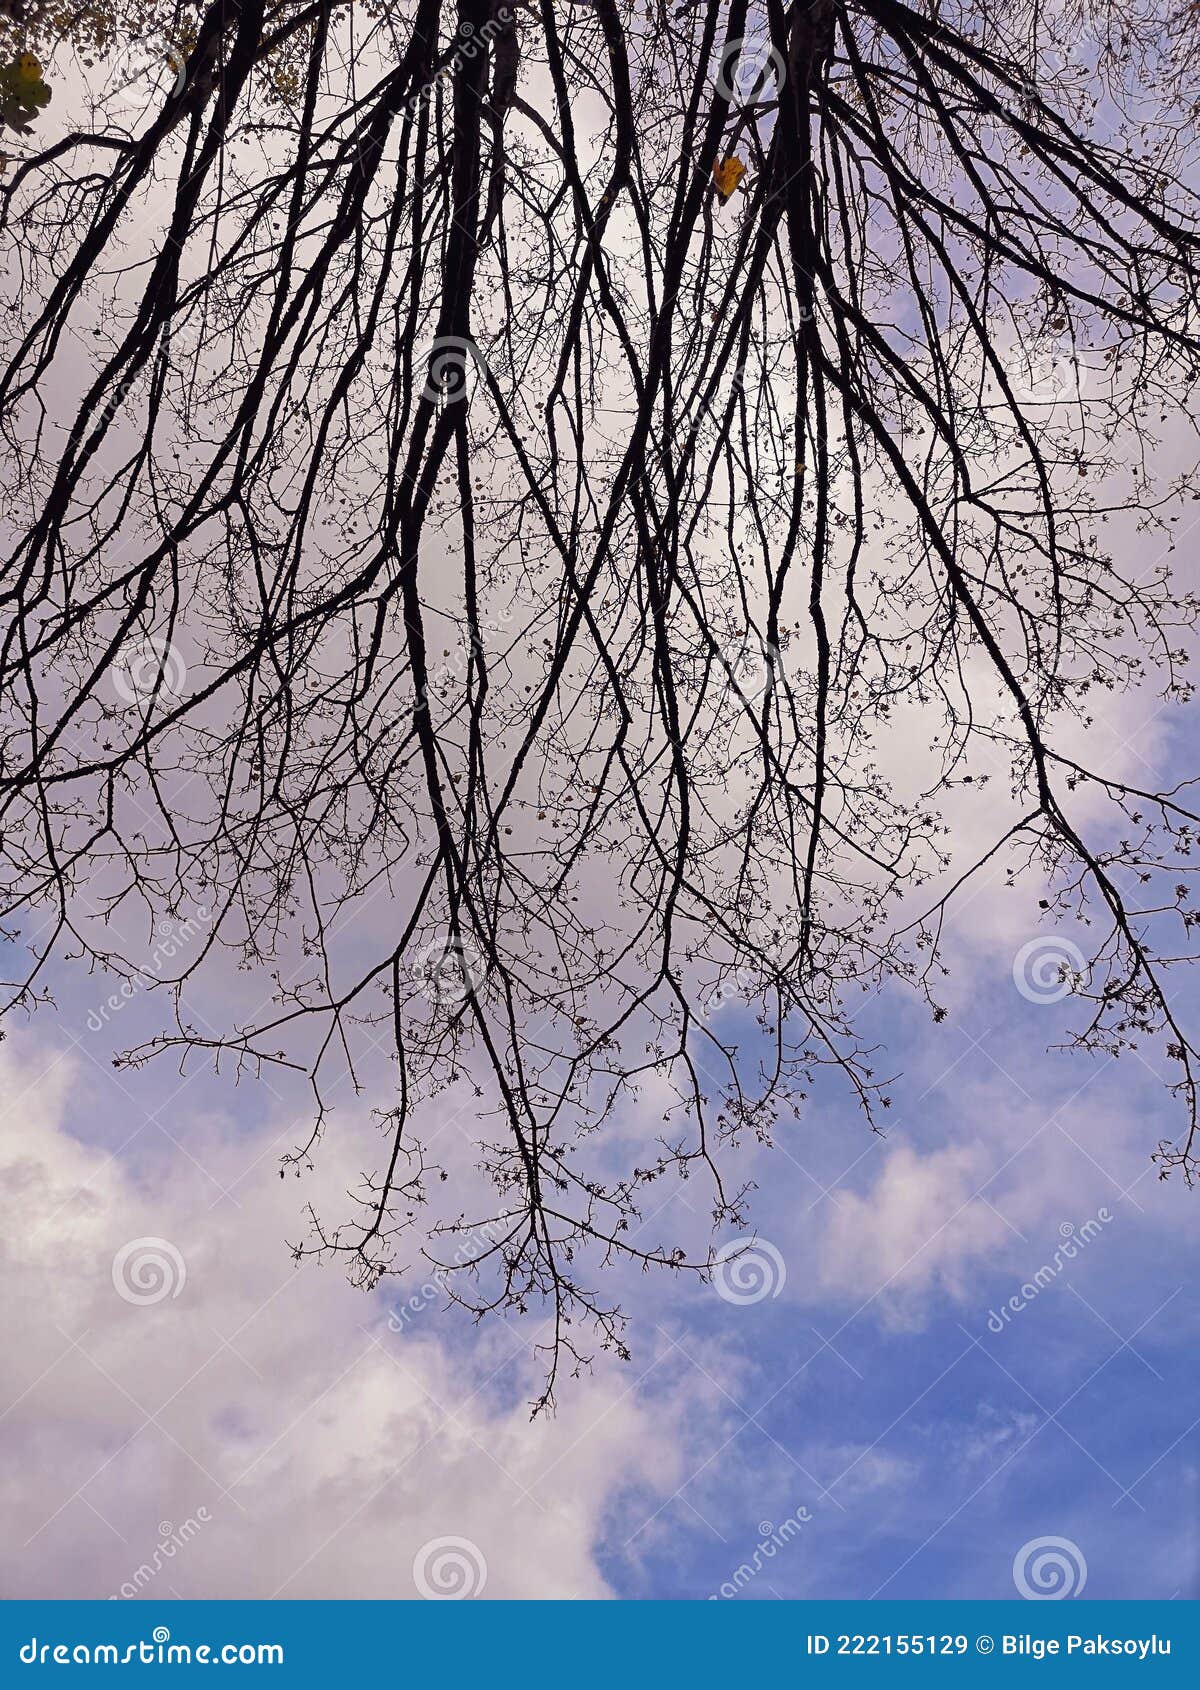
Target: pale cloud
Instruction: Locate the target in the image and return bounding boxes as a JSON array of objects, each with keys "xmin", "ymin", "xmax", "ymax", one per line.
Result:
[
  {"xmin": 951, "ymin": 1404, "xmax": 1041, "ymax": 1467},
  {"xmin": 818, "ymin": 1141, "xmax": 1010, "ymax": 1321},
  {"xmin": 0, "ymin": 1039, "xmax": 701, "ymax": 1600},
  {"xmin": 810, "ymin": 1444, "xmax": 917, "ymax": 1498},
  {"xmin": 805, "ymin": 1051, "xmax": 1181, "ymax": 1324}
]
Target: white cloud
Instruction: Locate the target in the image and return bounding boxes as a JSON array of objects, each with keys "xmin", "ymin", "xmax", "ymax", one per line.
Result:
[
  {"xmin": 951, "ymin": 1404, "xmax": 1041, "ymax": 1467},
  {"xmin": 818, "ymin": 1141, "xmax": 1010, "ymax": 1321},
  {"xmin": 804, "ymin": 1049, "xmax": 1190, "ymax": 1326},
  {"xmin": 810, "ymin": 1444, "xmax": 917, "ymax": 1498},
  {"xmin": 0, "ymin": 1038, "xmax": 699, "ymax": 1600}
]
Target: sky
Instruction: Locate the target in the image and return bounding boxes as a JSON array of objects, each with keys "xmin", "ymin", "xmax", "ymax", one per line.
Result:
[
  {"xmin": 2, "ymin": 688, "xmax": 1197, "ymax": 1603},
  {"xmin": 3, "ymin": 3, "xmax": 1200, "ymax": 1606}
]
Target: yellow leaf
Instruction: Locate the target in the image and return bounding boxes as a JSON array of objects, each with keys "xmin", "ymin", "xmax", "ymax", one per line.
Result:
[
  {"xmin": 713, "ymin": 156, "xmax": 746, "ymax": 203},
  {"xmin": 1, "ymin": 53, "xmax": 52, "ymax": 134}
]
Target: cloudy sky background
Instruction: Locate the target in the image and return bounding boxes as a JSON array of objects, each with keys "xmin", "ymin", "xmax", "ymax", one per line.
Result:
[
  {"xmin": 3, "ymin": 9, "xmax": 1200, "ymax": 1605},
  {"xmin": 3, "ymin": 662, "xmax": 1198, "ymax": 1603}
]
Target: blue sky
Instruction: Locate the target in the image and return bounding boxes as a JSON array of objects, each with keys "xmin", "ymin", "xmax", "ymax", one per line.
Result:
[
  {"xmin": 598, "ymin": 1017, "xmax": 1199, "ymax": 1599},
  {"xmin": 588, "ymin": 851, "xmax": 1200, "ymax": 1599},
  {"xmin": 3, "ymin": 8, "xmax": 1199, "ymax": 1600},
  {"xmin": 5, "ymin": 742, "xmax": 1195, "ymax": 1602},
  {"xmin": 2, "ymin": 523, "xmax": 1198, "ymax": 1600}
]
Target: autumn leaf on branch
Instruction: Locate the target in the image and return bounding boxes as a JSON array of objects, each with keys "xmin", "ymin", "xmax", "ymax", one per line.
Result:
[
  {"xmin": 0, "ymin": 51, "xmax": 49, "ymax": 134},
  {"xmin": 712, "ymin": 155, "xmax": 745, "ymax": 202}
]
